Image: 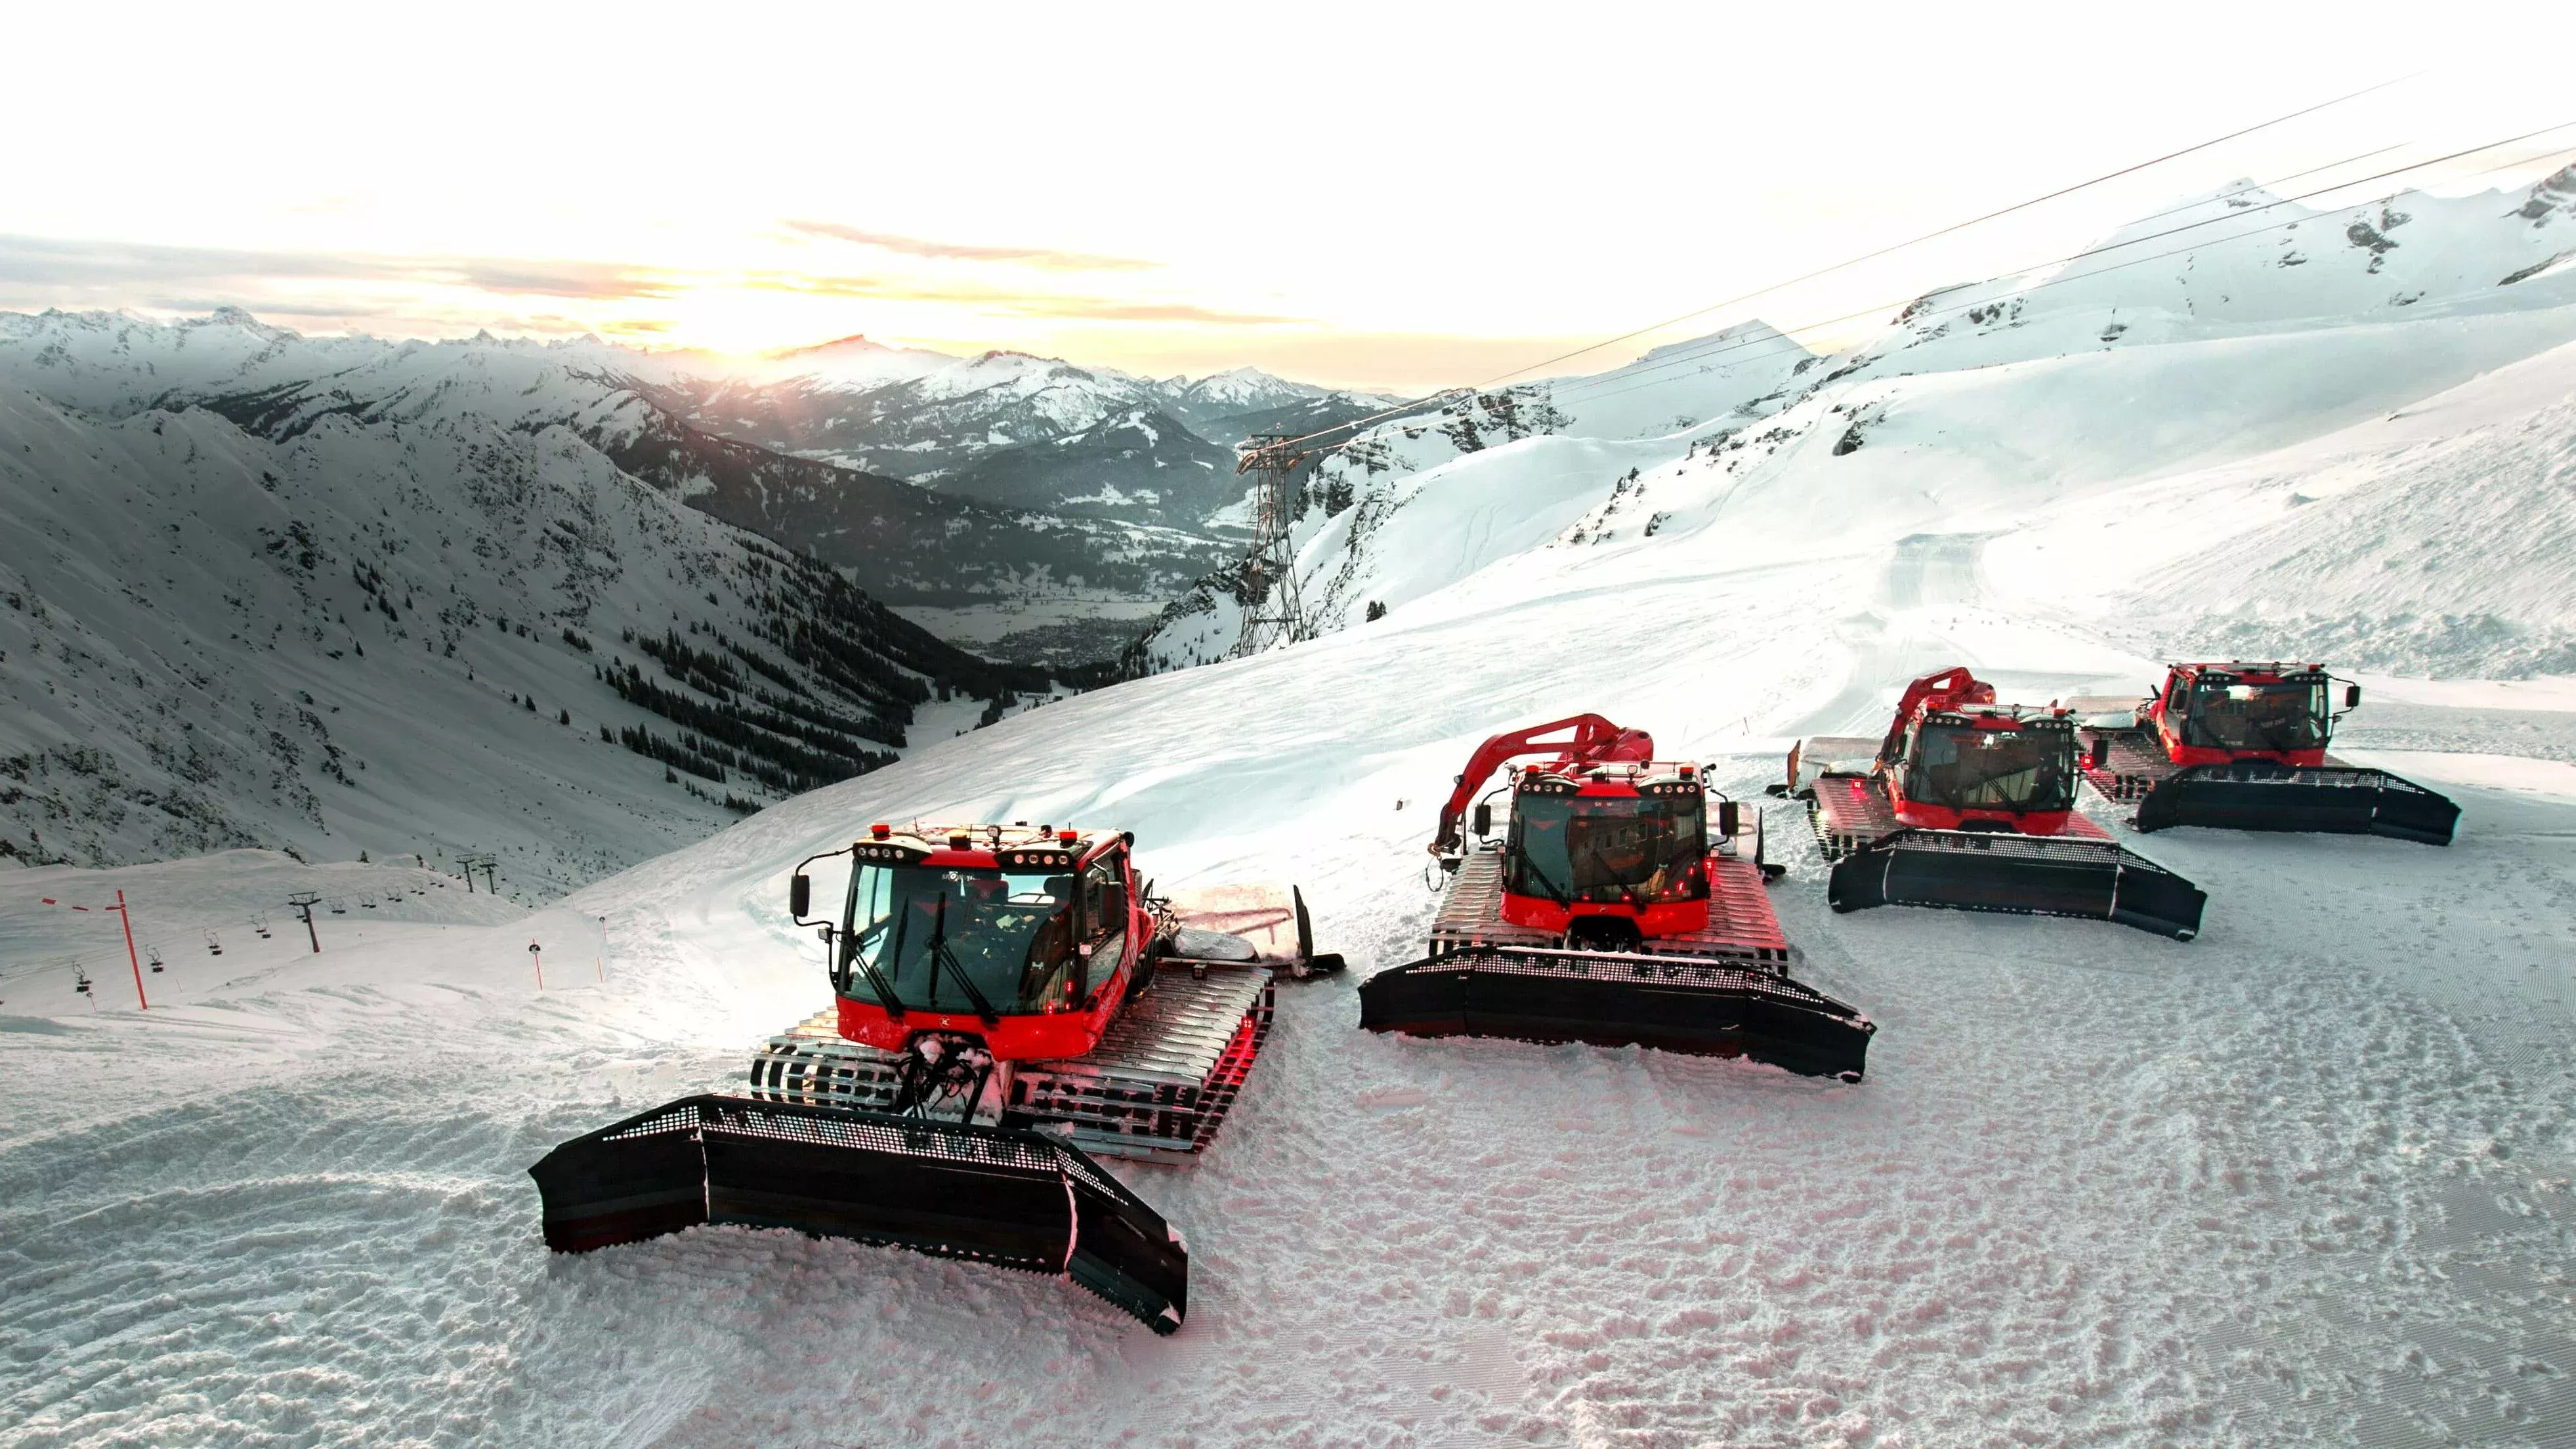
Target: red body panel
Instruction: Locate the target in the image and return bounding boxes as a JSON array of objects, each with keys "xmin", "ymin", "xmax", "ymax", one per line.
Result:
[
  {"xmin": 1882, "ymin": 790, "xmax": 2080, "ymax": 835},
  {"xmin": 2144, "ymin": 662, "xmax": 2331, "ymax": 767},
  {"xmin": 1500, "ymin": 894, "xmax": 1711, "ymax": 936},
  {"xmin": 1492, "ymin": 770, "xmax": 1719, "ymax": 942},
  {"xmin": 828, "ymin": 835, "xmax": 1151, "ymax": 1063},
  {"xmin": 1875, "ymin": 666, "xmax": 2082, "ymax": 837},
  {"xmin": 1433, "ymin": 715, "xmax": 1654, "ymax": 854}
]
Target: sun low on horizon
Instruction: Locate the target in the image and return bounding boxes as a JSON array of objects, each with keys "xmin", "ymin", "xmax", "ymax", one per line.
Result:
[{"xmin": 4, "ymin": 5, "xmax": 2573, "ymax": 391}]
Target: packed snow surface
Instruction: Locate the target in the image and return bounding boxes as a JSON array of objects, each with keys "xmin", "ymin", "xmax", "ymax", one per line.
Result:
[
  {"xmin": 9, "ymin": 169, "xmax": 2576, "ymax": 1446},
  {"xmin": 7, "ymin": 513, "xmax": 2576, "ymax": 1446}
]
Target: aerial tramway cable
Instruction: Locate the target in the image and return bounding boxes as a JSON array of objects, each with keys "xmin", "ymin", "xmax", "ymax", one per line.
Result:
[
  {"xmin": 1552, "ymin": 122, "xmax": 2576, "ymax": 411},
  {"xmin": 1256, "ymin": 74, "xmax": 2426, "ymax": 457},
  {"xmin": 1473, "ymin": 74, "xmax": 2426, "ymax": 390}
]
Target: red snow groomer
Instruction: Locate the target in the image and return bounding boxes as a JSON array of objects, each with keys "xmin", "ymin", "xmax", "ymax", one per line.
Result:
[
  {"xmin": 1359, "ymin": 715, "xmax": 1875, "ymax": 1081},
  {"xmin": 1786, "ymin": 667, "xmax": 2206, "ymax": 940},
  {"xmin": 529, "ymin": 822, "xmax": 1341, "ymax": 1335},
  {"xmin": 2077, "ymin": 662, "xmax": 2457, "ymax": 845}
]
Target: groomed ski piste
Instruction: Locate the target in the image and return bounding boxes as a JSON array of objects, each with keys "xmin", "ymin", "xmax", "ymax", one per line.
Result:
[{"xmin": 11, "ymin": 207, "xmax": 2576, "ymax": 1445}]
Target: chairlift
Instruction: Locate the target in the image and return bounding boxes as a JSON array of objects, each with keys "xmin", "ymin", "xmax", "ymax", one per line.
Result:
[
  {"xmin": 329, "ymin": 900, "xmax": 347, "ymax": 915},
  {"xmin": 205, "ymin": 931, "xmax": 224, "ymax": 957},
  {"xmin": 253, "ymin": 914, "xmax": 272, "ymax": 940},
  {"xmin": 148, "ymin": 945, "xmax": 165, "ymax": 975},
  {"xmin": 360, "ymin": 896, "xmax": 377, "ymax": 910},
  {"xmin": 74, "ymin": 967, "xmax": 93, "ymax": 996}
]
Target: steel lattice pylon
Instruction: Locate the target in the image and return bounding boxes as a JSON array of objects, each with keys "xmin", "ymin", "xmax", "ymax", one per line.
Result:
[{"xmin": 1229, "ymin": 435, "xmax": 1311, "ymax": 658}]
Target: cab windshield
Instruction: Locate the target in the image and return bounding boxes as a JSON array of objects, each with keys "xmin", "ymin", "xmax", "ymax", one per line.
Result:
[
  {"xmin": 2182, "ymin": 679, "xmax": 2326, "ymax": 752},
  {"xmin": 1508, "ymin": 793, "xmax": 1706, "ymax": 905},
  {"xmin": 1903, "ymin": 724, "xmax": 2075, "ymax": 812},
  {"xmin": 839, "ymin": 864, "xmax": 1077, "ymax": 1014}
]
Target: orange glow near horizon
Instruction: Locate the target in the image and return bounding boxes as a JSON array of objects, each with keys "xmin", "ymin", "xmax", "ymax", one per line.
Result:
[{"xmin": 3, "ymin": 12, "xmax": 2570, "ymax": 395}]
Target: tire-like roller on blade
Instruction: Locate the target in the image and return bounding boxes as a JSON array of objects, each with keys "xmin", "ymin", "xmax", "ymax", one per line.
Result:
[
  {"xmin": 528, "ymin": 822, "xmax": 1342, "ymax": 1334},
  {"xmin": 1359, "ymin": 714, "xmax": 1875, "ymax": 1080},
  {"xmin": 2075, "ymin": 663, "xmax": 2459, "ymax": 846},
  {"xmin": 1783, "ymin": 666, "xmax": 2207, "ymax": 940}
]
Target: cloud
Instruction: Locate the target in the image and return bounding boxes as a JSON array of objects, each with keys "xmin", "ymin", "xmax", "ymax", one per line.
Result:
[
  {"xmin": 744, "ymin": 270, "xmax": 1302, "ymax": 325},
  {"xmin": 782, "ymin": 219, "xmax": 1158, "ymax": 272},
  {"xmin": 0, "ymin": 234, "xmax": 683, "ymax": 303}
]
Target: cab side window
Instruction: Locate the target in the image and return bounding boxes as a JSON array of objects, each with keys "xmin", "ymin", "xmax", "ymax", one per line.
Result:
[{"xmin": 1083, "ymin": 857, "xmax": 1128, "ymax": 943}]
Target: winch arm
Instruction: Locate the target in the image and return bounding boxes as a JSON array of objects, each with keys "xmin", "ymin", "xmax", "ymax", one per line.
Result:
[
  {"xmin": 1431, "ymin": 714, "xmax": 1653, "ymax": 854},
  {"xmin": 1877, "ymin": 666, "xmax": 1996, "ymax": 766}
]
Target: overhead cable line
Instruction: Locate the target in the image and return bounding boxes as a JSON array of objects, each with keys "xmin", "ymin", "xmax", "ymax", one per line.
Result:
[
  {"xmin": 1475, "ymin": 73, "xmax": 2424, "ymax": 388},
  {"xmin": 1542, "ymin": 140, "xmax": 2414, "ymax": 404},
  {"xmin": 1260, "ymin": 74, "xmax": 2423, "ymax": 455},
  {"xmin": 1548, "ymin": 121, "xmax": 2576, "ymax": 410}
]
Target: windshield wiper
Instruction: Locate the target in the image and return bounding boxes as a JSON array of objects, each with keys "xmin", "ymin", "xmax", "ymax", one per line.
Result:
[
  {"xmin": 1518, "ymin": 859, "xmax": 1577, "ymax": 908},
  {"xmin": 926, "ymin": 894, "xmax": 1003, "ymax": 1026},
  {"xmin": 845, "ymin": 914, "xmax": 907, "ymax": 1019},
  {"xmin": 2248, "ymin": 713, "xmax": 2312, "ymax": 753}
]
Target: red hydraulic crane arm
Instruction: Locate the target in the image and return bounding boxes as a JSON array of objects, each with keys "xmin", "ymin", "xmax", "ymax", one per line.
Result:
[
  {"xmin": 1876, "ymin": 665, "xmax": 1996, "ymax": 765},
  {"xmin": 1431, "ymin": 714, "xmax": 1654, "ymax": 853}
]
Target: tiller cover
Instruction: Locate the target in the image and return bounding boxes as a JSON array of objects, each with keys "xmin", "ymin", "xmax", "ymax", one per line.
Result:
[
  {"xmin": 528, "ymin": 1095, "xmax": 1188, "ymax": 1334},
  {"xmin": 2133, "ymin": 761, "xmax": 2457, "ymax": 845},
  {"xmin": 1827, "ymin": 829, "xmax": 2206, "ymax": 940},
  {"xmin": 1359, "ymin": 946, "xmax": 1875, "ymax": 1081}
]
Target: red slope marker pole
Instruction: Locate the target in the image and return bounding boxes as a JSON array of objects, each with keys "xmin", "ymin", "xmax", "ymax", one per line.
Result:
[{"xmin": 114, "ymin": 889, "xmax": 148, "ymax": 1011}]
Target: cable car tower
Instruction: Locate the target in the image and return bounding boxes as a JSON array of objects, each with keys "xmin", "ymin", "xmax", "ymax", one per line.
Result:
[{"xmin": 1230, "ymin": 434, "xmax": 1313, "ymax": 658}]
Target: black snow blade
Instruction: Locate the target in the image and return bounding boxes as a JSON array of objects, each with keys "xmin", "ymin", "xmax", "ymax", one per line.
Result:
[
  {"xmin": 528, "ymin": 1095, "xmax": 1188, "ymax": 1334},
  {"xmin": 2134, "ymin": 762, "xmax": 2458, "ymax": 845},
  {"xmin": 1358, "ymin": 946, "xmax": 1875, "ymax": 1082},
  {"xmin": 1827, "ymin": 829, "xmax": 2205, "ymax": 940}
]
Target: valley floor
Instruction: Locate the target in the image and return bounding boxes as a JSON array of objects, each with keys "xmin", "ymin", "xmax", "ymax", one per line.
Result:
[{"xmin": 4, "ymin": 549, "xmax": 2574, "ymax": 1448}]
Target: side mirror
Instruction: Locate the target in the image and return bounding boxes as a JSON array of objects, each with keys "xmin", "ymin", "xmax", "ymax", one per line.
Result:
[
  {"xmin": 2345, "ymin": 684, "xmax": 2362, "ymax": 709},
  {"xmin": 1470, "ymin": 802, "xmax": 1492, "ymax": 838},
  {"xmin": 1717, "ymin": 800, "xmax": 1741, "ymax": 838},
  {"xmin": 789, "ymin": 873, "xmax": 811, "ymax": 918}
]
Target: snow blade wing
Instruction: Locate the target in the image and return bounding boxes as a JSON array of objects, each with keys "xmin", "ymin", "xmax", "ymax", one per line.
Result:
[
  {"xmin": 528, "ymin": 1095, "xmax": 1188, "ymax": 1334},
  {"xmin": 1357, "ymin": 946, "xmax": 1875, "ymax": 1081},
  {"xmin": 2134, "ymin": 762, "xmax": 2458, "ymax": 845},
  {"xmin": 1827, "ymin": 829, "xmax": 2205, "ymax": 940}
]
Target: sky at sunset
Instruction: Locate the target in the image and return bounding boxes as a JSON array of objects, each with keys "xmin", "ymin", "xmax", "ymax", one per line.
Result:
[{"xmin": 8, "ymin": 2, "xmax": 2575, "ymax": 391}]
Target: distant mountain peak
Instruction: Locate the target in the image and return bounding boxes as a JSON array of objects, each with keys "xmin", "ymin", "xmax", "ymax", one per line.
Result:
[{"xmin": 186, "ymin": 305, "xmax": 297, "ymax": 341}]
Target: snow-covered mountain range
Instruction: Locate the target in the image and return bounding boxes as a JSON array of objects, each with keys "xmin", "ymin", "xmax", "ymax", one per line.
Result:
[
  {"xmin": 0, "ymin": 400, "xmax": 1047, "ymax": 891},
  {"xmin": 645, "ymin": 337, "xmax": 1399, "ymax": 532},
  {"xmin": 1128, "ymin": 168, "xmax": 2576, "ymax": 676},
  {"xmin": 1, "ymin": 311, "xmax": 1391, "ymax": 665},
  {"xmin": 13, "ymin": 165, "xmax": 2576, "ymax": 1449},
  {"xmin": 0, "ymin": 308, "xmax": 1400, "ymax": 889}
]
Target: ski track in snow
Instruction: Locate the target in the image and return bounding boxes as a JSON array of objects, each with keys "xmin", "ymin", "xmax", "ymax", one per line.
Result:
[{"xmin": 5, "ymin": 551, "xmax": 2575, "ymax": 1448}]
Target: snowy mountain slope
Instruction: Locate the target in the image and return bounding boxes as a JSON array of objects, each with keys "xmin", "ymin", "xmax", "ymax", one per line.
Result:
[
  {"xmin": 1128, "ymin": 169, "xmax": 2576, "ymax": 675},
  {"xmin": 651, "ymin": 341, "xmax": 1391, "ymax": 532},
  {"xmin": 1148, "ymin": 365, "xmax": 1364, "ymax": 433},
  {"xmin": 0, "ymin": 380, "xmax": 1051, "ymax": 894},
  {"xmin": 1, "ymin": 312, "xmax": 1227, "ymax": 609},
  {"xmin": 7, "ymin": 518, "xmax": 2575, "ymax": 1445},
  {"xmin": 1983, "ymin": 333, "xmax": 2576, "ymax": 677},
  {"xmin": 659, "ymin": 346, "xmax": 1155, "ymax": 478},
  {"xmin": 1121, "ymin": 320, "xmax": 1825, "ymax": 671},
  {"xmin": 933, "ymin": 405, "xmax": 1244, "ymax": 526}
]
